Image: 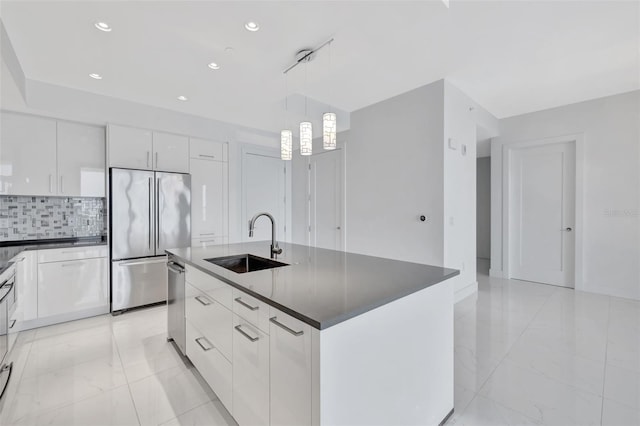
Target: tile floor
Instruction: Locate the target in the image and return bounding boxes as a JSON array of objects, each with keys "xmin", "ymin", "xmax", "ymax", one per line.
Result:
[{"xmin": 0, "ymin": 261, "xmax": 638, "ymax": 425}]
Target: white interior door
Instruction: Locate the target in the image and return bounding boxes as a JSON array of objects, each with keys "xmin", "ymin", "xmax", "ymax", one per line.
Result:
[
  {"xmin": 310, "ymin": 150, "xmax": 344, "ymax": 250},
  {"xmin": 243, "ymin": 153, "xmax": 286, "ymax": 242},
  {"xmin": 509, "ymin": 141, "xmax": 575, "ymax": 287}
]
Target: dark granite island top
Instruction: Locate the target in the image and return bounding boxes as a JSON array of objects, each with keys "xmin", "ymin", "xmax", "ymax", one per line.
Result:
[{"xmin": 166, "ymin": 241, "xmax": 459, "ymax": 330}]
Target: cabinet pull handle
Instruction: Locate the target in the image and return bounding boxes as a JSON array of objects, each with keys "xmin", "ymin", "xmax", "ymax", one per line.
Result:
[
  {"xmin": 147, "ymin": 151, "xmax": 150, "ymax": 168},
  {"xmin": 9, "ymin": 319, "xmax": 16, "ymax": 329},
  {"xmin": 199, "ymin": 233, "xmax": 216, "ymax": 236},
  {"xmin": 235, "ymin": 325, "xmax": 259, "ymax": 342},
  {"xmin": 195, "ymin": 295, "xmax": 212, "ymax": 306},
  {"xmin": 195, "ymin": 336, "xmax": 214, "ymax": 351},
  {"xmin": 60, "ymin": 175, "xmax": 64, "ymax": 194},
  {"xmin": 49, "ymin": 175, "xmax": 53, "ymax": 193},
  {"xmin": 199, "ymin": 154, "xmax": 216, "ymax": 159},
  {"xmin": 61, "ymin": 262, "xmax": 84, "ymax": 267},
  {"xmin": 269, "ymin": 317, "xmax": 304, "ymax": 336},
  {"xmin": 234, "ymin": 297, "xmax": 259, "ymax": 311},
  {"xmin": 155, "ymin": 152, "xmax": 159, "ymax": 169}
]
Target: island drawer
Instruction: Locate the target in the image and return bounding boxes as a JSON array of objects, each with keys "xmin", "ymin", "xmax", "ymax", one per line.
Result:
[
  {"xmin": 185, "ymin": 282, "xmax": 232, "ymax": 361},
  {"xmin": 186, "ymin": 320, "xmax": 232, "ymax": 412},
  {"xmin": 186, "ymin": 265, "xmax": 233, "ymax": 309},
  {"xmin": 232, "ymin": 288, "xmax": 270, "ymax": 334}
]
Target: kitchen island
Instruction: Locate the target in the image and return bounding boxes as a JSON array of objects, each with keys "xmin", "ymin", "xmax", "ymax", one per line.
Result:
[{"xmin": 167, "ymin": 241, "xmax": 459, "ymax": 426}]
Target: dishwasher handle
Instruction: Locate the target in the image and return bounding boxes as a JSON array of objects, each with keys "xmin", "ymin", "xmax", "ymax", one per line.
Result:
[{"xmin": 167, "ymin": 262, "xmax": 185, "ymax": 274}]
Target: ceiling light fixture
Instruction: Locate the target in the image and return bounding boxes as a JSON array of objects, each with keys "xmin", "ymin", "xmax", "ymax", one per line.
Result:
[
  {"xmin": 94, "ymin": 22, "xmax": 112, "ymax": 32},
  {"xmin": 281, "ymin": 73, "xmax": 292, "ymax": 161},
  {"xmin": 89, "ymin": 73, "xmax": 103, "ymax": 80},
  {"xmin": 244, "ymin": 21, "xmax": 260, "ymax": 32},
  {"xmin": 177, "ymin": 95, "xmax": 188, "ymax": 101},
  {"xmin": 208, "ymin": 62, "xmax": 220, "ymax": 70}
]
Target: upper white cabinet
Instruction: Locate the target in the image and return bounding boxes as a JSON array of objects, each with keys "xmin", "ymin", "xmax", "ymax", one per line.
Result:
[
  {"xmin": 0, "ymin": 112, "xmax": 57, "ymax": 196},
  {"xmin": 190, "ymin": 158, "xmax": 228, "ymax": 240},
  {"xmin": 108, "ymin": 125, "xmax": 189, "ymax": 173},
  {"xmin": 107, "ymin": 124, "xmax": 153, "ymax": 170},
  {"xmin": 190, "ymin": 137, "xmax": 227, "ymax": 162},
  {"xmin": 57, "ymin": 122, "xmax": 105, "ymax": 197},
  {"xmin": 153, "ymin": 131, "xmax": 189, "ymax": 173}
]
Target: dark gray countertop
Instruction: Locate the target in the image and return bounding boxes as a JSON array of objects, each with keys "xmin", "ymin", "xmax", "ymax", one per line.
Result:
[
  {"xmin": 167, "ymin": 242, "xmax": 459, "ymax": 330},
  {"xmin": 0, "ymin": 237, "xmax": 107, "ymax": 275}
]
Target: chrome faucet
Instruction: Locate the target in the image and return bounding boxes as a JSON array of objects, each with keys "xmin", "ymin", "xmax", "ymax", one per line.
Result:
[{"xmin": 248, "ymin": 212, "xmax": 283, "ymax": 259}]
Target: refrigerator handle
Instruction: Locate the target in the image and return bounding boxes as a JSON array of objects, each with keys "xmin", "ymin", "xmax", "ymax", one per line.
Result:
[
  {"xmin": 148, "ymin": 177, "xmax": 152, "ymax": 251},
  {"xmin": 156, "ymin": 177, "xmax": 161, "ymax": 251}
]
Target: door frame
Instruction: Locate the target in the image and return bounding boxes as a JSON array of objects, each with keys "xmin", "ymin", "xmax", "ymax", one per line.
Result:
[
  {"xmin": 240, "ymin": 145, "xmax": 291, "ymax": 243},
  {"xmin": 502, "ymin": 133, "xmax": 584, "ymax": 289}
]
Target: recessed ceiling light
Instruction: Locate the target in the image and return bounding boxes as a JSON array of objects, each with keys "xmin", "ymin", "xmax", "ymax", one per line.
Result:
[
  {"xmin": 244, "ymin": 21, "xmax": 259, "ymax": 32},
  {"xmin": 89, "ymin": 73, "xmax": 103, "ymax": 80},
  {"xmin": 177, "ymin": 95, "xmax": 188, "ymax": 101},
  {"xmin": 208, "ymin": 62, "xmax": 220, "ymax": 70},
  {"xmin": 94, "ymin": 22, "xmax": 112, "ymax": 32}
]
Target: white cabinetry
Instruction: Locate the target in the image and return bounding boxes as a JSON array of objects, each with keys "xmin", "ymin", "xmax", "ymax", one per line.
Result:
[
  {"xmin": 233, "ymin": 313, "xmax": 270, "ymax": 426},
  {"xmin": 153, "ymin": 132, "xmax": 189, "ymax": 173},
  {"xmin": 107, "ymin": 124, "xmax": 153, "ymax": 170},
  {"xmin": 13, "ymin": 250, "xmax": 37, "ymax": 323},
  {"xmin": 57, "ymin": 122, "xmax": 105, "ymax": 197},
  {"xmin": 37, "ymin": 246, "xmax": 108, "ymax": 318},
  {"xmin": 108, "ymin": 124, "xmax": 189, "ymax": 173},
  {"xmin": 190, "ymin": 137, "xmax": 227, "ymax": 162},
  {"xmin": 0, "ymin": 112, "xmax": 57, "ymax": 196},
  {"xmin": 269, "ymin": 308, "xmax": 312, "ymax": 426}
]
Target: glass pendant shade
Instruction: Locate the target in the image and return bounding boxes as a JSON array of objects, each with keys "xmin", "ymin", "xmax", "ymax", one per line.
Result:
[
  {"xmin": 300, "ymin": 121, "xmax": 313, "ymax": 156},
  {"xmin": 323, "ymin": 112, "xmax": 337, "ymax": 150},
  {"xmin": 280, "ymin": 130, "xmax": 292, "ymax": 160}
]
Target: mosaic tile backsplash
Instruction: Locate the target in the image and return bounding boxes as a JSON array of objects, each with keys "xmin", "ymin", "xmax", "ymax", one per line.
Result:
[{"xmin": 0, "ymin": 196, "xmax": 106, "ymax": 242}]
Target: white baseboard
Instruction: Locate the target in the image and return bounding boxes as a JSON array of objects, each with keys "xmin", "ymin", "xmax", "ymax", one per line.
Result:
[
  {"xmin": 20, "ymin": 305, "xmax": 110, "ymax": 331},
  {"xmin": 454, "ymin": 281, "xmax": 478, "ymax": 303}
]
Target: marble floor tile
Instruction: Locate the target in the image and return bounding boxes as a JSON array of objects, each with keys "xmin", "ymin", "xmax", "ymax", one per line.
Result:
[
  {"xmin": 606, "ymin": 325, "xmax": 640, "ymax": 373},
  {"xmin": 601, "ymin": 398, "xmax": 640, "ymax": 426},
  {"xmin": 159, "ymin": 400, "xmax": 236, "ymax": 426},
  {"xmin": 603, "ymin": 364, "xmax": 640, "ymax": 411},
  {"xmin": 128, "ymin": 366, "xmax": 213, "ymax": 426},
  {"xmin": 6, "ymin": 355, "xmax": 127, "ymax": 422},
  {"xmin": 478, "ymin": 359, "xmax": 603, "ymax": 425},
  {"xmin": 452, "ymin": 395, "xmax": 541, "ymax": 426},
  {"xmin": 117, "ymin": 333, "xmax": 187, "ymax": 383},
  {"xmin": 8, "ymin": 385, "xmax": 140, "ymax": 426}
]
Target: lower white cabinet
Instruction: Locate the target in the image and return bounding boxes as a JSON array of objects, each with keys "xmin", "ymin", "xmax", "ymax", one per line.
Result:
[
  {"xmin": 186, "ymin": 282, "xmax": 232, "ymax": 360},
  {"xmin": 233, "ymin": 314, "xmax": 270, "ymax": 426},
  {"xmin": 13, "ymin": 250, "xmax": 37, "ymax": 322},
  {"xmin": 186, "ymin": 320, "xmax": 233, "ymax": 411},
  {"xmin": 269, "ymin": 309, "xmax": 313, "ymax": 426},
  {"xmin": 38, "ymin": 255, "xmax": 108, "ymax": 317}
]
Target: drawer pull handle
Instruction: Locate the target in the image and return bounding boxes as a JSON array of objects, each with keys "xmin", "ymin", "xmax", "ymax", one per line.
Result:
[
  {"xmin": 195, "ymin": 295, "xmax": 212, "ymax": 306},
  {"xmin": 195, "ymin": 337, "xmax": 214, "ymax": 352},
  {"xmin": 270, "ymin": 317, "xmax": 304, "ymax": 336},
  {"xmin": 9, "ymin": 319, "xmax": 16, "ymax": 329},
  {"xmin": 235, "ymin": 325, "xmax": 259, "ymax": 342},
  {"xmin": 234, "ymin": 297, "xmax": 259, "ymax": 311},
  {"xmin": 198, "ymin": 154, "xmax": 216, "ymax": 159},
  {"xmin": 61, "ymin": 262, "xmax": 84, "ymax": 267}
]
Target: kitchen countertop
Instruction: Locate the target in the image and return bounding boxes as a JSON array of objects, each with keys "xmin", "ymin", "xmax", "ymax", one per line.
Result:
[
  {"xmin": 0, "ymin": 237, "xmax": 107, "ymax": 275},
  {"xmin": 167, "ymin": 242, "xmax": 459, "ymax": 330}
]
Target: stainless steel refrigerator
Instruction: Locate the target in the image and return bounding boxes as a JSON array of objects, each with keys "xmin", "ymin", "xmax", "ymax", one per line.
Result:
[{"xmin": 110, "ymin": 168, "xmax": 191, "ymax": 312}]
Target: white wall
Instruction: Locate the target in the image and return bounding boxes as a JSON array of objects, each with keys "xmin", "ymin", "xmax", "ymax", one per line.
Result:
[
  {"xmin": 345, "ymin": 80, "xmax": 445, "ymax": 265},
  {"xmin": 476, "ymin": 157, "xmax": 491, "ymax": 259},
  {"xmin": 443, "ymin": 82, "xmax": 499, "ymax": 300},
  {"xmin": 491, "ymin": 90, "xmax": 640, "ymax": 300}
]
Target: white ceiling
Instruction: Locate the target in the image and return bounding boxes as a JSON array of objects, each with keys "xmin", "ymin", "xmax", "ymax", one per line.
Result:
[{"xmin": 1, "ymin": 1, "xmax": 638, "ymax": 134}]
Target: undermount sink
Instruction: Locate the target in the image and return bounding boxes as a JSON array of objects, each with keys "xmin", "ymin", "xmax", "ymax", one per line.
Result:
[{"xmin": 204, "ymin": 254, "xmax": 288, "ymax": 274}]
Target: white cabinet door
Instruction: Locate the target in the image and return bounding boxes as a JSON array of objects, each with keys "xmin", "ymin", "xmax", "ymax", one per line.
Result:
[
  {"xmin": 185, "ymin": 282, "xmax": 232, "ymax": 361},
  {"xmin": 13, "ymin": 250, "xmax": 37, "ymax": 322},
  {"xmin": 0, "ymin": 112, "xmax": 57, "ymax": 195},
  {"xmin": 108, "ymin": 124, "xmax": 153, "ymax": 170},
  {"xmin": 269, "ymin": 308, "xmax": 313, "ymax": 426},
  {"xmin": 233, "ymin": 314, "xmax": 270, "ymax": 426},
  {"xmin": 190, "ymin": 158, "xmax": 227, "ymax": 239},
  {"xmin": 38, "ymin": 257, "xmax": 108, "ymax": 317},
  {"xmin": 153, "ymin": 131, "xmax": 189, "ymax": 173},
  {"xmin": 57, "ymin": 122, "xmax": 105, "ymax": 197},
  {"xmin": 190, "ymin": 138, "xmax": 227, "ymax": 162}
]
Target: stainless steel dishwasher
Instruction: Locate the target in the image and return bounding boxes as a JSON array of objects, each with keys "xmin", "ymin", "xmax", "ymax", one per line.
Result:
[{"xmin": 167, "ymin": 257, "xmax": 186, "ymax": 356}]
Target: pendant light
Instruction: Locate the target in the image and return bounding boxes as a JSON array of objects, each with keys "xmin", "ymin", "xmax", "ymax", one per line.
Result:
[
  {"xmin": 281, "ymin": 73, "xmax": 292, "ymax": 160},
  {"xmin": 300, "ymin": 60, "xmax": 312, "ymax": 156},
  {"xmin": 323, "ymin": 42, "xmax": 337, "ymax": 150}
]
